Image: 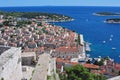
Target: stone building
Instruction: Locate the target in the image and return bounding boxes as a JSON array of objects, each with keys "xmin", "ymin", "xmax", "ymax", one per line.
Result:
[
  {"xmin": 51, "ymin": 46, "xmax": 81, "ymax": 59},
  {"xmin": 21, "ymin": 52, "xmax": 36, "ymax": 65},
  {"xmin": 0, "ymin": 46, "xmax": 22, "ymax": 80}
]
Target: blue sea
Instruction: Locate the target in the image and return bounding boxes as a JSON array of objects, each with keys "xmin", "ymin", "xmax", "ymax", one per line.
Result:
[{"xmin": 0, "ymin": 6, "xmax": 120, "ymax": 63}]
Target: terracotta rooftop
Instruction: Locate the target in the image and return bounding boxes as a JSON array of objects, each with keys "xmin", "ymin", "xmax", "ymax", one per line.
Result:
[
  {"xmin": 56, "ymin": 58, "xmax": 70, "ymax": 63},
  {"xmin": 68, "ymin": 62, "xmax": 79, "ymax": 66},
  {"xmin": 56, "ymin": 58, "xmax": 79, "ymax": 66},
  {"xmin": 83, "ymin": 63, "xmax": 99, "ymax": 69},
  {"xmin": 55, "ymin": 46, "xmax": 80, "ymax": 53},
  {"xmin": 114, "ymin": 63, "xmax": 120, "ymax": 70}
]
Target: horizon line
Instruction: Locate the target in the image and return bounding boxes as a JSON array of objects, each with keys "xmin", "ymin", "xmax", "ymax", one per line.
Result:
[{"xmin": 0, "ymin": 5, "xmax": 120, "ymax": 7}]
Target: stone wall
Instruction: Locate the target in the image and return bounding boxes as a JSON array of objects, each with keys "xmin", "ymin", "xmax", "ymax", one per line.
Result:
[{"xmin": 0, "ymin": 47, "xmax": 22, "ymax": 80}]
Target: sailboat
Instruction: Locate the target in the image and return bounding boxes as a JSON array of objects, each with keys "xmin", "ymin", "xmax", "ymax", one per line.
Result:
[
  {"xmin": 109, "ymin": 34, "xmax": 113, "ymax": 41},
  {"xmin": 109, "ymin": 38, "xmax": 112, "ymax": 41}
]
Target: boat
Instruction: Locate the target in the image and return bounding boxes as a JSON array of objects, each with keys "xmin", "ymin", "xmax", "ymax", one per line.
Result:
[
  {"xmin": 103, "ymin": 41, "xmax": 106, "ymax": 43},
  {"xmin": 109, "ymin": 38, "xmax": 112, "ymax": 41},
  {"xmin": 110, "ymin": 35, "xmax": 113, "ymax": 38},
  {"xmin": 86, "ymin": 54, "xmax": 90, "ymax": 57},
  {"xmin": 112, "ymin": 47, "xmax": 116, "ymax": 50}
]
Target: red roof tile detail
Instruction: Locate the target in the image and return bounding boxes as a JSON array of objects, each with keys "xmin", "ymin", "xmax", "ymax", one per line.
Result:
[
  {"xmin": 83, "ymin": 63, "xmax": 99, "ymax": 69},
  {"xmin": 55, "ymin": 46, "xmax": 80, "ymax": 53}
]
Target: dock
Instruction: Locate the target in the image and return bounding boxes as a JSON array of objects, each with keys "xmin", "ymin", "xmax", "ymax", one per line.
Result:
[{"xmin": 80, "ymin": 34, "xmax": 84, "ymax": 46}]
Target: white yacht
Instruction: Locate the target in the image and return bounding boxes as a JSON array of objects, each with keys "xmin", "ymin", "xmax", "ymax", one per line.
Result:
[
  {"xmin": 103, "ymin": 41, "xmax": 106, "ymax": 43},
  {"xmin": 112, "ymin": 47, "xmax": 116, "ymax": 50},
  {"xmin": 109, "ymin": 38, "xmax": 112, "ymax": 41}
]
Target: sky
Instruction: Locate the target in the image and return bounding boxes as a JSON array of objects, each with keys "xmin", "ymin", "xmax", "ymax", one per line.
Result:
[{"xmin": 0, "ymin": 0, "xmax": 120, "ymax": 7}]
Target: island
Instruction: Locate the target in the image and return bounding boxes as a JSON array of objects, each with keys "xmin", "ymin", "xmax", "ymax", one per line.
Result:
[
  {"xmin": 0, "ymin": 11, "xmax": 73, "ymax": 22},
  {"xmin": 105, "ymin": 18, "xmax": 120, "ymax": 23},
  {"xmin": 93, "ymin": 12, "xmax": 120, "ymax": 16}
]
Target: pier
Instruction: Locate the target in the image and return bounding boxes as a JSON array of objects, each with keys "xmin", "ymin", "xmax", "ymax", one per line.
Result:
[
  {"xmin": 80, "ymin": 34, "xmax": 84, "ymax": 46},
  {"xmin": 78, "ymin": 34, "xmax": 87, "ymax": 61}
]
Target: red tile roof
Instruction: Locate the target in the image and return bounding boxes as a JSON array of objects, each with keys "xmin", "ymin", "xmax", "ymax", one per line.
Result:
[
  {"xmin": 56, "ymin": 58, "xmax": 79, "ymax": 66},
  {"xmin": 56, "ymin": 58, "xmax": 70, "ymax": 63},
  {"xmin": 69, "ymin": 62, "xmax": 79, "ymax": 66},
  {"xmin": 114, "ymin": 63, "xmax": 120, "ymax": 70},
  {"xmin": 83, "ymin": 63, "xmax": 99, "ymax": 69},
  {"xmin": 55, "ymin": 46, "xmax": 80, "ymax": 53}
]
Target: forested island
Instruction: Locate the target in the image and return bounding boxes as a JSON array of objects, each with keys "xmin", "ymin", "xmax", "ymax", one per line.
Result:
[
  {"xmin": 0, "ymin": 11, "xmax": 73, "ymax": 22},
  {"xmin": 93, "ymin": 12, "xmax": 120, "ymax": 16},
  {"xmin": 105, "ymin": 18, "xmax": 120, "ymax": 23}
]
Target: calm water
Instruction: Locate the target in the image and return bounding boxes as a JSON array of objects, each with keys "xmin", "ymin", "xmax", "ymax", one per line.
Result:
[{"xmin": 0, "ymin": 6, "xmax": 120, "ymax": 63}]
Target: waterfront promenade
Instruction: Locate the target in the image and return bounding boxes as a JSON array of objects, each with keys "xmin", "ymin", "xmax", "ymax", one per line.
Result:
[{"xmin": 79, "ymin": 34, "xmax": 86, "ymax": 61}]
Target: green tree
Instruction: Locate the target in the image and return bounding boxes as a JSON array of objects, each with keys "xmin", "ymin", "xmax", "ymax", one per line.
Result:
[
  {"xmin": 94, "ymin": 59, "xmax": 104, "ymax": 66},
  {"xmin": 1, "ymin": 29, "xmax": 4, "ymax": 33},
  {"xmin": 0, "ymin": 24, "xmax": 3, "ymax": 27},
  {"xmin": 1, "ymin": 78, "xmax": 4, "ymax": 80},
  {"xmin": 62, "ymin": 65, "xmax": 106, "ymax": 80},
  {"xmin": 3, "ymin": 21, "xmax": 10, "ymax": 26},
  {"xmin": 38, "ymin": 23, "xmax": 42, "ymax": 26}
]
